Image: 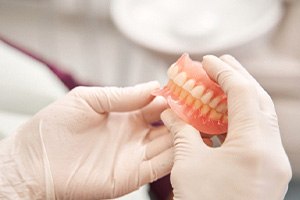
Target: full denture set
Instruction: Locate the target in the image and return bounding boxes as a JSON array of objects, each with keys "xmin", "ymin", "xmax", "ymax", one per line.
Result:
[{"xmin": 154, "ymin": 54, "xmax": 228, "ymax": 135}]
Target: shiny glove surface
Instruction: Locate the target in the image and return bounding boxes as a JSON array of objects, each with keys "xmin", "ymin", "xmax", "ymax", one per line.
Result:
[
  {"xmin": 0, "ymin": 81, "xmax": 173, "ymax": 200},
  {"xmin": 161, "ymin": 55, "xmax": 292, "ymax": 200}
]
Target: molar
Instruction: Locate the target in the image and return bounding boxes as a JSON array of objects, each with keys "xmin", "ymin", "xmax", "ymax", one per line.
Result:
[
  {"xmin": 222, "ymin": 115, "xmax": 228, "ymax": 123},
  {"xmin": 182, "ymin": 79, "xmax": 196, "ymax": 92},
  {"xmin": 185, "ymin": 94, "xmax": 195, "ymax": 105},
  {"xmin": 201, "ymin": 90, "xmax": 214, "ymax": 104},
  {"xmin": 166, "ymin": 80, "xmax": 173, "ymax": 89},
  {"xmin": 191, "ymin": 85, "xmax": 205, "ymax": 99},
  {"xmin": 170, "ymin": 83, "xmax": 176, "ymax": 92},
  {"xmin": 209, "ymin": 109, "xmax": 222, "ymax": 120},
  {"xmin": 193, "ymin": 99, "xmax": 202, "ymax": 110},
  {"xmin": 174, "ymin": 72, "xmax": 187, "ymax": 86},
  {"xmin": 179, "ymin": 90, "xmax": 189, "ymax": 100},
  {"xmin": 209, "ymin": 96, "xmax": 222, "ymax": 108},
  {"xmin": 216, "ymin": 103, "xmax": 227, "ymax": 113},
  {"xmin": 167, "ymin": 63, "xmax": 179, "ymax": 79},
  {"xmin": 200, "ymin": 105, "xmax": 210, "ymax": 115},
  {"xmin": 174, "ymin": 85, "xmax": 182, "ymax": 96},
  {"xmin": 167, "ymin": 80, "xmax": 175, "ymax": 92}
]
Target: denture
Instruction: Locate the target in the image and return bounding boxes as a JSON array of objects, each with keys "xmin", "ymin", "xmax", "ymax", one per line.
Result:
[{"xmin": 154, "ymin": 53, "xmax": 228, "ymax": 135}]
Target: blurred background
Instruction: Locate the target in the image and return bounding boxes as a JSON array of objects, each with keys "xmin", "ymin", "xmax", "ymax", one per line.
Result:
[{"xmin": 0, "ymin": 0, "xmax": 299, "ymax": 199}]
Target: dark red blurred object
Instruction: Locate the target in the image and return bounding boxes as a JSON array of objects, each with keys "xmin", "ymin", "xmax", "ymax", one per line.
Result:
[
  {"xmin": 150, "ymin": 175, "xmax": 173, "ymax": 200},
  {"xmin": 0, "ymin": 35, "xmax": 88, "ymax": 90}
]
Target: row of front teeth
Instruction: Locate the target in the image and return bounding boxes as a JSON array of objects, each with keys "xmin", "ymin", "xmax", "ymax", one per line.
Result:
[{"xmin": 166, "ymin": 64, "xmax": 228, "ymax": 122}]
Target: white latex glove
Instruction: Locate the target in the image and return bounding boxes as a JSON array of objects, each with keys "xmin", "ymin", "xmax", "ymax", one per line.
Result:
[
  {"xmin": 0, "ymin": 81, "xmax": 173, "ymax": 200},
  {"xmin": 161, "ymin": 55, "xmax": 292, "ymax": 200}
]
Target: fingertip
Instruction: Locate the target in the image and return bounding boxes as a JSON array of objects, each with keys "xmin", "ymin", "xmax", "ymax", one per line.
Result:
[
  {"xmin": 137, "ymin": 81, "xmax": 160, "ymax": 90},
  {"xmin": 219, "ymin": 54, "xmax": 235, "ymax": 61},
  {"xmin": 161, "ymin": 109, "xmax": 184, "ymax": 136},
  {"xmin": 202, "ymin": 54, "xmax": 243, "ymax": 92},
  {"xmin": 202, "ymin": 55, "xmax": 225, "ymax": 82},
  {"xmin": 220, "ymin": 54, "xmax": 245, "ymax": 72},
  {"xmin": 133, "ymin": 81, "xmax": 161, "ymax": 103},
  {"xmin": 161, "ymin": 109, "xmax": 199, "ymax": 137},
  {"xmin": 160, "ymin": 109, "xmax": 175, "ymax": 126},
  {"xmin": 203, "ymin": 54, "xmax": 216, "ymax": 60},
  {"xmin": 202, "ymin": 54, "xmax": 227, "ymax": 68},
  {"xmin": 133, "ymin": 81, "xmax": 161, "ymax": 100},
  {"xmin": 141, "ymin": 96, "xmax": 168, "ymax": 124},
  {"xmin": 154, "ymin": 96, "xmax": 168, "ymax": 106}
]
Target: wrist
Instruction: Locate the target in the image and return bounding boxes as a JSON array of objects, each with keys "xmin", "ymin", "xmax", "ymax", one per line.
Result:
[{"xmin": 0, "ymin": 130, "xmax": 48, "ymax": 199}]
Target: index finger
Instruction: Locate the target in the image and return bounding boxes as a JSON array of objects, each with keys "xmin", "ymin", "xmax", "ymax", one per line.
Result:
[{"xmin": 69, "ymin": 81, "xmax": 160, "ymax": 114}]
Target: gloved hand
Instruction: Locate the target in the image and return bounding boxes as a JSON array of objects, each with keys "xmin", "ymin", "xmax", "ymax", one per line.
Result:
[
  {"xmin": 161, "ymin": 55, "xmax": 292, "ymax": 200},
  {"xmin": 0, "ymin": 81, "xmax": 173, "ymax": 200}
]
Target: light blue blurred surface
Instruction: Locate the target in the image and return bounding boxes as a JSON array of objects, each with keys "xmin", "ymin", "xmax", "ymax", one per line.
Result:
[{"xmin": 285, "ymin": 179, "xmax": 300, "ymax": 200}]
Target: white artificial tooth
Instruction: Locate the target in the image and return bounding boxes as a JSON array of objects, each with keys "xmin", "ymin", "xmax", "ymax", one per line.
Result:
[
  {"xmin": 208, "ymin": 96, "xmax": 222, "ymax": 108},
  {"xmin": 216, "ymin": 103, "xmax": 227, "ymax": 113},
  {"xmin": 167, "ymin": 63, "xmax": 174, "ymax": 78},
  {"xmin": 185, "ymin": 95, "xmax": 194, "ymax": 105},
  {"xmin": 200, "ymin": 105, "xmax": 210, "ymax": 115},
  {"xmin": 191, "ymin": 85, "xmax": 205, "ymax": 99},
  {"xmin": 179, "ymin": 90, "xmax": 189, "ymax": 100},
  {"xmin": 222, "ymin": 115, "xmax": 228, "ymax": 123},
  {"xmin": 174, "ymin": 72, "xmax": 187, "ymax": 86},
  {"xmin": 201, "ymin": 90, "xmax": 214, "ymax": 104},
  {"xmin": 209, "ymin": 110, "xmax": 222, "ymax": 120},
  {"xmin": 174, "ymin": 85, "xmax": 181, "ymax": 95},
  {"xmin": 193, "ymin": 99, "xmax": 202, "ymax": 109},
  {"xmin": 182, "ymin": 79, "xmax": 196, "ymax": 92},
  {"xmin": 167, "ymin": 63, "xmax": 179, "ymax": 79}
]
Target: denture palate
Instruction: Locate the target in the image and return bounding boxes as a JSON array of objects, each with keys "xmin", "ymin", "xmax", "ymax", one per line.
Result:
[{"xmin": 166, "ymin": 63, "xmax": 228, "ymax": 123}]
